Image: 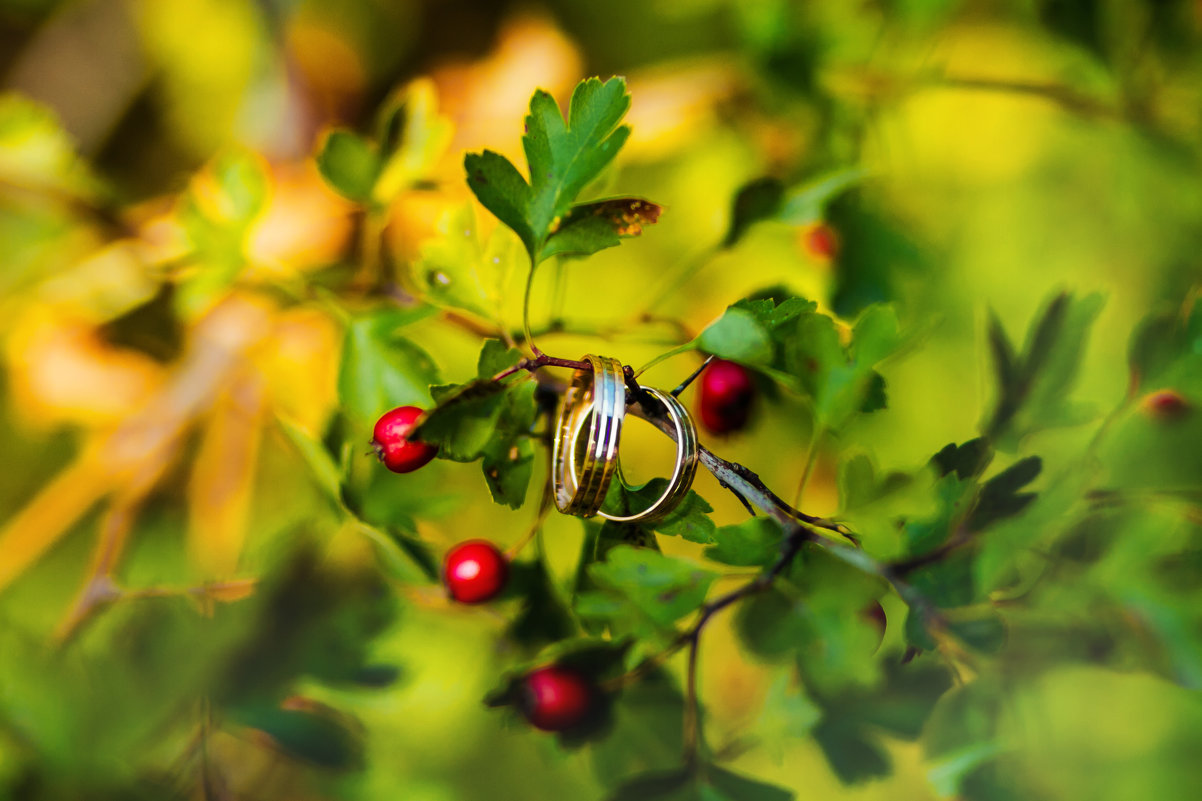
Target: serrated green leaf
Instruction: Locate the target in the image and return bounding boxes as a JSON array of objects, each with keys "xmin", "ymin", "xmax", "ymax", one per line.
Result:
[
  {"xmin": 338, "ymin": 308, "xmax": 439, "ymax": 429},
  {"xmin": 524, "ymin": 78, "xmax": 631, "ymax": 243},
  {"xmin": 931, "ymin": 438, "xmax": 994, "ymax": 480},
  {"xmin": 464, "ymin": 150, "xmax": 536, "ymax": 254},
  {"xmin": 699, "ymin": 307, "xmax": 775, "ymax": 365},
  {"xmin": 967, "ymin": 456, "xmax": 1040, "ymax": 531},
  {"xmin": 603, "ymin": 479, "xmax": 715, "ymax": 543},
  {"xmin": 582, "ymin": 546, "xmax": 716, "ymax": 639},
  {"xmin": 477, "ymin": 338, "xmax": 523, "ymax": 379},
  {"xmin": 411, "ymin": 379, "xmax": 507, "ymax": 461},
  {"xmin": 704, "ymin": 517, "xmax": 783, "ymax": 567},
  {"xmin": 984, "ymin": 292, "xmax": 1105, "ymax": 444},
  {"xmin": 315, "ymin": 130, "xmax": 381, "ymax": 204},
  {"xmin": 465, "ymin": 77, "xmax": 638, "ymax": 265}
]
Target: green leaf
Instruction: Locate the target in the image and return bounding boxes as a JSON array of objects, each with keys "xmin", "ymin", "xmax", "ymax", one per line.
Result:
[
  {"xmin": 337, "ymin": 307, "xmax": 439, "ymax": 429},
  {"xmin": 544, "ymin": 197, "xmax": 662, "ymax": 259},
  {"xmin": 591, "ymin": 670, "xmax": 687, "ymax": 789},
  {"xmin": 372, "ymin": 78, "xmax": 453, "ymax": 202},
  {"xmin": 778, "ymin": 166, "xmax": 868, "ymax": 224},
  {"xmin": 826, "ymin": 192, "xmax": 926, "ymax": 317},
  {"xmin": 541, "ymin": 212, "xmax": 621, "ymax": 259},
  {"xmin": 416, "ymin": 202, "xmax": 524, "ymax": 320},
  {"xmin": 477, "ymin": 338, "xmax": 523, "ymax": 378},
  {"xmin": 234, "ymin": 702, "xmax": 364, "ymax": 770},
  {"xmin": 781, "ymin": 304, "xmax": 900, "ymax": 429},
  {"xmin": 503, "ymin": 558, "xmax": 578, "ymax": 647},
  {"xmin": 524, "ymin": 78, "xmax": 631, "ymax": 244},
  {"xmin": 315, "ymin": 130, "xmax": 381, "ymax": 204},
  {"xmin": 931, "ymin": 438, "xmax": 994, "ymax": 481},
  {"xmin": 812, "ymin": 718, "xmax": 891, "ymax": 784},
  {"xmin": 754, "ymin": 671, "xmax": 823, "ymax": 760},
  {"xmin": 277, "ymin": 415, "xmax": 342, "ymax": 504},
  {"xmin": 704, "ymin": 518, "xmax": 784, "ymax": 567},
  {"xmin": 607, "ymin": 765, "xmax": 794, "ymax": 801},
  {"xmin": 603, "ymin": 479, "xmax": 716, "ymax": 544},
  {"xmin": 464, "ymin": 76, "xmax": 638, "ymax": 264},
  {"xmin": 464, "ymin": 149, "xmax": 536, "ymax": 254},
  {"xmin": 967, "ymin": 456, "xmax": 1041, "ymax": 531},
  {"xmin": 984, "ymin": 292, "xmax": 1105, "ymax": 443},
  {"xmin": 411, "ymin": 379, "xmax": 508, "ymax": 462},
  {"xmin": 723, "ymin": 176, "xmax": 784, "ymax": 248},
  {"xmin": 849, "ymin": 304, "xmax": 901, "ymax": 366},
  {"xmin": 580, "ymin": 546, "xmax": 716, "ymax": 640},
  {"xmin": 0, "ymin": 93, "xmax": 98, "ymax": 196},
  {"xmin": 698, "ymin": 307, "xmax": 775, "ymax": 366},
  {"xmin": 480, "ymin": 381, "xmax": 538, "ymax": 508}
]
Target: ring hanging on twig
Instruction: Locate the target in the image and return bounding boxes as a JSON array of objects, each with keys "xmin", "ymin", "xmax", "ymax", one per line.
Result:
[
  {"xmin": 569, "ymin": 387, "xmax": 699, "ymax": 523},
  {"xmin": 553, "ymin": 355, "xmax": 700, "ymax": 523},
  {"xmin": 552, "ymin": 355, "xmax": 626, "ymax": 517}
]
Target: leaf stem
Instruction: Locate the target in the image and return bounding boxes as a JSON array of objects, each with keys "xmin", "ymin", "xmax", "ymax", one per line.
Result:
[
  {"xmin": 523, "ymin": 256, "xmax": 544, "ymax": 357},
  {"xmin": 792, "ymin": 427, "xmax": 824, "ymax": 508}
]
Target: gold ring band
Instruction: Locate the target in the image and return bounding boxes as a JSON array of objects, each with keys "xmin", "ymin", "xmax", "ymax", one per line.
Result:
[
  {"xmin": 552, "ymin": 355, "xmax": 626, "ymax": 517},
  {"xmin": 567, "ymin": 386, "xmax": 699, "ymax": 524}
]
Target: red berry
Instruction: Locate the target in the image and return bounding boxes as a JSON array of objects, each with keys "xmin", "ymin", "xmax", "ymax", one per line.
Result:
[
  {"xmin": 1140, "ymin": 389, "xmax": 1190, "ymax": 421},
  {"xmin": 443, "ymin": 540, "xmax": 508, "ymax": 604},
  {"xmin": 697, "ymin": 359, "xmax": 756, "ymax": 434},
  {"xmin": 372, "ymin": 405, "xmax": 438, "ymax": 473},
  {"xmin": 803, "ymin": 223, "xmax": 839, "ymax": 260},
  {"xmin": 518, "ymin": 665, "xmax": 594, "ymax": 732}
]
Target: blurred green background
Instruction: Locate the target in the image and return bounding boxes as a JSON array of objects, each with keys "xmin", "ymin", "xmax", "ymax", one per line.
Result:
[{"xmin": 2, "ymin": 0, "xmax": 1202, "ymax": 799}]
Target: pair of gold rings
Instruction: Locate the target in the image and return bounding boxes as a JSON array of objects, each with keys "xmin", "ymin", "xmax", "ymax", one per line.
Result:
[{"xmin": 552, "ymin": 355, "xmax": 699, "ymax": 522}]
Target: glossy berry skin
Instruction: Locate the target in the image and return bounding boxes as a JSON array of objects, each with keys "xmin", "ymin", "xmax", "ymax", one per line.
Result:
[
  {"xmin": 697, "ymin": 359, "xmax": 756, "ymax": 435},
  {"xmin": 372, "ymin": 405, "xmax": 438, "ymax": 473},
  {"xmin": 1141, "ymin": 389, "xmax": 1190, "ymax": 421},
  {"xmin": 518, "ymin": 665, "xmax": 594, "ymax": 732},
  {"xmin": 803, "ymin": 222, "xmax": 839, "ymax": 260},
  {"xmin": 443, "ymin": 540, "xmax": 508, "ymax": 604}
]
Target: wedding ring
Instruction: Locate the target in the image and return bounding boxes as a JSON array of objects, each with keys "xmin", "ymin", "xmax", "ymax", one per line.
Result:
[
  {"xmin": 552, "ymin": 355, "xmax": 626, "ymax": 517},
  {"xmin": 566, "ymin": 386, "xmax": 700, "ymax": 524}
]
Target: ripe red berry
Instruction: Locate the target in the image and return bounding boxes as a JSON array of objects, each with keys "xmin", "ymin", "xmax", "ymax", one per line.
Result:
[
  {"xmin": 697, "ymin": 359, "xmax": 756, "ymax": 434},
  {"xmin": 802, "ymin": 222, "xmax": 839, "ymax": 260},
  {"xmin": 518, "ymin": 665, "xmax": 594, "ymax": 732},
  {"xmin": 1140, "ymin": 389, "xmax": 1190, "ymax": 421},
  {"xmin": 372, "ymin": 405, "xmax": 438, "ymax": 473},
  {"xmin": 443, "ymin": 540, "xmax": 508, "ymax": 604}
]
